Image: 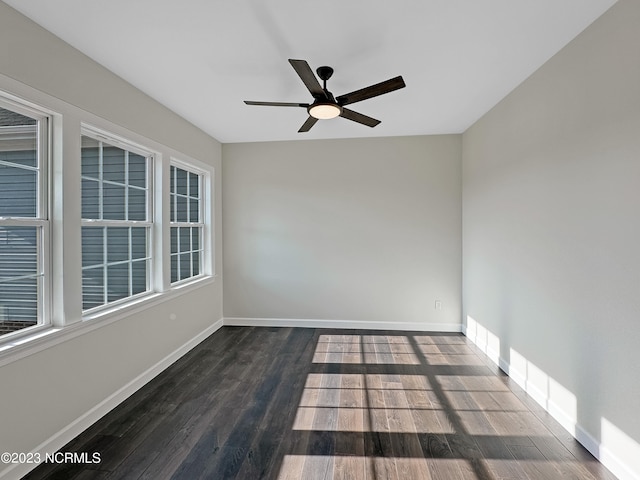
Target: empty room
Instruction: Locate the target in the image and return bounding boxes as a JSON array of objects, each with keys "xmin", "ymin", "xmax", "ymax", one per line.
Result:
[{"xmin": 0, "ymin": 0, "xmax": 638, "ymax": 479}]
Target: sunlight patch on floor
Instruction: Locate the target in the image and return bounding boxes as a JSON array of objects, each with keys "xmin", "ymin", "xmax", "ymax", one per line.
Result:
[
  {"xmin": 278, "ymin": 454, "xmax": 434, "ymax": 480},
  {"xmin": 292, "ymin": 406, "xmax": 455, "ymax": 433},
  {"xmin": 313, "ymin": 335, "xmax": 419, "ymax": 364}
]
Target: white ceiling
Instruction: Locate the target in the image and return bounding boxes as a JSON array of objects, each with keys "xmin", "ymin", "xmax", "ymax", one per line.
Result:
[{"xmin": 5, "ymin": 0, "xmax": 617, "ymax": 143}]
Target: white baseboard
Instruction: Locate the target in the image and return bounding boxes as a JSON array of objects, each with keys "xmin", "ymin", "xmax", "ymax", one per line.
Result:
[
  {"xmin": 572, "ymin": 420, "xmax": 640, "ymax": 480},
  {"xmin": 2, "ymin": 318, "xmax": 224, "ymax": 480},
  {"xmin": 500, "ymin": 361, "xmax": 579, "ymax": 438},
  {"xmin": 464, "ymin": 328, "xmax": 638, "ymax": 480},
  {"xmin": 223, "ymin": 317, "xmax": 462, "ymax": 332},
  {"xmin": 596, "ymin": 436, "xmax": 640, "ymax": 480}
]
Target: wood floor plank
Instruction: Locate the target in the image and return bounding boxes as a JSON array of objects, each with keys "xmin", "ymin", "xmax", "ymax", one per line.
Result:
[
  {"xmin": 333, "ymin": 455, "xmax": 366, "ymax": 480},
  {"xmin": 509, "ymin": 444, "xmax": 564, "ymax": 480},
  {"xmin": 529, "ymin": 432, "xmax": 600, "ymax": 480},
  {"xmin": 239, "ymin": 328, "xmax": 319, "ymax": 480},
  {"xmin": 140, "ymin": 330, "xmax": 277, "ymax": 478},
  {"xmin": 426, "ymin": 458, "xmax": 474, "ymax": 480},
  {"xmin": 22, "ymin": 327, "xmax": 619, "ymax": 480}
]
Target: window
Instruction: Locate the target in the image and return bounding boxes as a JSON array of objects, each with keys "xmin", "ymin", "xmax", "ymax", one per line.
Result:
[
  {"xmin": 0, "ymin": 87, "xmax": 214, "ymax": 352},
  {"xmin": 170, "ymin": 164, "xmax": 204, "ymax": 284},
  {"xmin": 0, "ymin": 100, "xmax": 49, "ymax": 338},
  {"xmin": 81, "ymin": 131, "xmax": 152, "ymax": 311}
]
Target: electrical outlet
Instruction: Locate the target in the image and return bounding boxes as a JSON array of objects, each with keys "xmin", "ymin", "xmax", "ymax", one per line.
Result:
[{"xmin": 435, "ymin": 300, "xmax": 442, "ymax": 310}]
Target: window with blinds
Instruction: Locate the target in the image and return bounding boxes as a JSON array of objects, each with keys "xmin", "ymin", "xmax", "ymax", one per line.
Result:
[
  {"xmin": 80, "ymin": 132, "xmax": 152, "ymax": 311},
  {"xmin": 170, "ymin": 164, "xmax": 204, "ymax": 284},
  {"xmin": 0, "ymin": 103, "xmax": 48, "ymax": 337}
]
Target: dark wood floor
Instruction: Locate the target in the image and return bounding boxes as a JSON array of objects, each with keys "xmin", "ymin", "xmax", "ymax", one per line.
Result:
[{"xmin": 24, "ymin": 327, "xmax": 617, "ymax": 479}]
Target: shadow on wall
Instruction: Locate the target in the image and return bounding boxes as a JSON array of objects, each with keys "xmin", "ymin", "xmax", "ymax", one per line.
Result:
[{"xmin": 465, "ymin": 315, "xmax": 640, "ymax": 480}]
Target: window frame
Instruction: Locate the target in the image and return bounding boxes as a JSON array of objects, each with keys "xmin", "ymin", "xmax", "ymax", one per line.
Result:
[
  {"xmin": 0, "ymin": 94, "xmax": 51, "ymax": 340},
  {"xmin": 169, "ymin": 159, "xmax": 208, "ymax": 286},
  {"xmin": 80, "ymin": 125, "xmax": 155, "ymax": 314}
]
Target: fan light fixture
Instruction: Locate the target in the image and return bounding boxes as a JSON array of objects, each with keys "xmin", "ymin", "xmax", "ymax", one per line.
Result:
[{"xmin": 308, "ymin": 102, "xmax": 342, "ymax": 120}]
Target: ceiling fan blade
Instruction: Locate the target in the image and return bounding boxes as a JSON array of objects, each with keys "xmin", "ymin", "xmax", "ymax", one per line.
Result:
[
  {"xmin": 340, "ymin": 108, "xmax": 381, "ymax": 128},
  {"xmin": 288, "ymin": 59, "xmax": 326, "ymax": 99},
  {"xmin": 244, "ymin": 101, "xmax": 309, "ymax": 107},
  {"xmin": 336, "ymin": 76, "xmax": 406, "ymax": 106},
  {"xmin": 298, "ymin": 116, "xmax": 318, "ymax": 133}
]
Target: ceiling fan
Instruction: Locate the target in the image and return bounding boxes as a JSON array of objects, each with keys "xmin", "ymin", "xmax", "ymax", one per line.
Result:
[{"xmin": 244, "ymin": 59, "xmax": 406, "ymax": 133}]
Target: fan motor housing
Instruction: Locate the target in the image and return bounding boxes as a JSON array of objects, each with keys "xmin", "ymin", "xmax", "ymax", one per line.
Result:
[{"xmin": 316, "ymin": 66, "xmax": 334, "ymax": 81}]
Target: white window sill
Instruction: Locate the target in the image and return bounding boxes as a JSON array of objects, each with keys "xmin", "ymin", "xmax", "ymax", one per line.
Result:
[{"xmin": 0, "ymin": 274, "xmax": 217, "ymax": 368}]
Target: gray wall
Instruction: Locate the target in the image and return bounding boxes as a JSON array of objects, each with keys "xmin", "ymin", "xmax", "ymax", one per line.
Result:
[
  {"xmin": 0, "ymin": 2, "xmax": 223, "ymax": 469},
  {"xmin": 462, "ymin": 0, "xmax": 640, "ymax": 476},
  {"xmin": 223, "ymin": 135, "xmax": 462, "ymax": 330}
]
